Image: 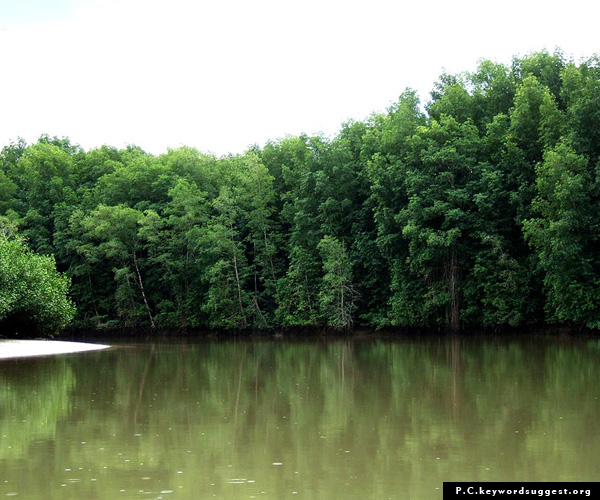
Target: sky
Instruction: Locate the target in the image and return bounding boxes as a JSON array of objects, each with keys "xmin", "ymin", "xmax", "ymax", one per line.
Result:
[{"xmin": 0, "ymin": 0, "xmax": 598, "ymax": 156}]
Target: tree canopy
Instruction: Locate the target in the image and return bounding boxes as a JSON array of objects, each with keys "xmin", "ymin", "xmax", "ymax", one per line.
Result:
[
  {"xmin": 3, "ymin": 49, "xmax": 600, "ymax": 333},
  {"xmin": 0, "ymin": 228, "xmax": 75, "ymax": 334}
]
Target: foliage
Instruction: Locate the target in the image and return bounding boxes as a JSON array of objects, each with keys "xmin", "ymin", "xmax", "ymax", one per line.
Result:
[
  {"xmin": 524, "ymin": 141, "xmax": 600, "ymax": 326},
  {"xmin": 3, "ymin": 49, "xmax": 600, "ymax": 332},
  {"xmin": 0, "ymin": 231, "xmax": 75, "ymax": 334},
  {"xmin": 317, "ymin": 235, "xmax": 358, "ymax": 329}
]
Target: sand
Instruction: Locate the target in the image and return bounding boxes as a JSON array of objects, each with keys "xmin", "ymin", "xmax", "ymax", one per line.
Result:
[{"xmin": 0, "ymin": 340, "xmax": 110, "ymax": 360}]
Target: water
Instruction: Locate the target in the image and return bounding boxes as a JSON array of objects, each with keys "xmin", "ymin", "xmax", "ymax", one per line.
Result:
[{"xmin": 1, "ymin": 337, "xmax": 600, "ymax": 499}]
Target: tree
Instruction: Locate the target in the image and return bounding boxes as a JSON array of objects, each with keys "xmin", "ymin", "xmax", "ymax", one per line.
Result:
[
  {"xmin": 0, "ymin": 170, "xmax": 16, "ymax": 213},
  {"xmin": 365, "ymin": 90, "xmax": 426, "ymax": 326},
  {"xmin": 561, "ymin": 58, "xmax": 600, "ymax": 163},
  {"xmin": 317, "ymin": 235, "xmax": 358, "ymax": 329},
  {"xmin": 508, "ymin": 75, "xmax": 563, "ymax": 166},
  {"xmin": 468, "ymin": 59, "xmax": 516, "ymax": 130},
  {"xmin": 396, "ymin": 116, "xmax": 482, "ymax": 330},
  {"xmin": 4, "ymin": 49, "xmax": 600, "ymax": 333},
  {"xmin": 512, "ymin": 49, "xmax": 566, "ymax": 108},
  {"xmin": 94, "ymin": 152, "xmax": 174, "ymax": 211},
  {"xmin": 273, "ymin": 136, "xmax": 325, "ymax": 326},
  {"xmin": 0, "ymin": 230, "xmax": 75, "ymax": 334},
  {"xmin": 153, "ymin": 178, "xmax": 211, "ymax": 328},
  {"xmin": 12, "ymin": 142, "xmax": 77, "ymax": 254},
  {"xmin": 199, "ymin": 186, "xmax": 253, "ymax": 329},
  {"xmin": 461, "ymin": 162, "xmax": 533, "ymax": 327},
  {"xmin": 75, "ymin": 205, "xmax": 156, "ymax": 328},
  {"xmin": 523, "ymin": 141, "xmax": 600, "ymax": 326}
]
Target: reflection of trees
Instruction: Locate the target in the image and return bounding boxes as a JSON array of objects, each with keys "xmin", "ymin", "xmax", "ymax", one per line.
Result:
[
  {"xmin": 0, "ymin": 357, "xmax": 75, "ymax": 460},
  {"xmin": 2, "ymin": 339, "xmax": 600, "ymax": 499}
]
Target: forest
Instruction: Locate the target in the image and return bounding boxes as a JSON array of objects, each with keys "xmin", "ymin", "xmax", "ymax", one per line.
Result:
[{"xmin": 2, "ymin": 49, "xmax": 600, "ymax": 335}]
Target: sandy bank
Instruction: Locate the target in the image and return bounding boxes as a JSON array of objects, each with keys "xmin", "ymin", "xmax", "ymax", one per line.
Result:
[{"xmin": 0, "ymin": 340, "xmax": 110, "ymax": 360}]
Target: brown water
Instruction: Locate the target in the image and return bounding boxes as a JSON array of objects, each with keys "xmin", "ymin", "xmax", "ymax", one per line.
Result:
[{"xmin": 1, "ymin": 337, "xmax": 599, "ymax": 499}]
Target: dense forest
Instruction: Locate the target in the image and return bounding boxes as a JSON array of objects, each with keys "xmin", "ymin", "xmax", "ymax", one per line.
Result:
[{"xmin": 2, "ymin": 49, "xmax": 600, "ymax": 334}]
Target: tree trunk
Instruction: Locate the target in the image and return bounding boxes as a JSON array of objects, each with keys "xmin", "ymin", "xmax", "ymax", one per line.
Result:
[
  {"xmin": 263, "ymin": 227, "xmax": 276, "ymax": 280},
  {"xmin": 230, "ymin": 227, "xmax": 248, "ymax": 327},
  {"xmin": 133, "ymin": 250, "xmax": 156, "ymax": 329},
  {"xmin": 448, "ymin": 248, "xmax": 460, "ymax": 332}
]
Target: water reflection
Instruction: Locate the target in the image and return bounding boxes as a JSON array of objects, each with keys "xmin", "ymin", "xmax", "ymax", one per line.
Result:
[{"xmin": 1, "ymin": 338, "xmax": 600, "ymax": 499}]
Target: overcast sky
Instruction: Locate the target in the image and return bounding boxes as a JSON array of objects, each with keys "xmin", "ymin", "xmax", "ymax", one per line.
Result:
[{"xmin": 0, "ymin": 0, "xmax": 598, "ymax": 156}]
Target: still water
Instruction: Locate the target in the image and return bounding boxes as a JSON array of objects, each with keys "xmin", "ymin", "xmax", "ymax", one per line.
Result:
[{"xmin": 1, "ymin": 337, "xmax": 600, "ymax": 499}]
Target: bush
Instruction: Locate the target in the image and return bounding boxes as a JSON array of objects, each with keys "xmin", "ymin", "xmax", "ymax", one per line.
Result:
[{"xmin": 0, "ymin": 233, "xmax": 75, "ymax": 335}]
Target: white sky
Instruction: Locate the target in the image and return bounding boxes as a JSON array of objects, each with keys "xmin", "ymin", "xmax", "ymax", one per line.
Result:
[{"xmin": 0, "ymin": 0, "xmax": 598, "ymax": 156}]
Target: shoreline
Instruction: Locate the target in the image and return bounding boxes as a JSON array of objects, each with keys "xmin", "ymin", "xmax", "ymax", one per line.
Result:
[
  {"xmin": 0, "ymin": 340, "xmax": 110, "ymax": 360},
  {"xmin": 35, "ymin": 323, "xmax": 600, "ymax": 340}
]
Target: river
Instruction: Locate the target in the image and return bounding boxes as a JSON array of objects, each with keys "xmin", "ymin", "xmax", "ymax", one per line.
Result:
[{"xmin": 1, "ymin": 336, "xmax": 599, "ymax": 499}]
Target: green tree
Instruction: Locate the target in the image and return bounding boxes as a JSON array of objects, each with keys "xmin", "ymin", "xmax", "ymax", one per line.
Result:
[
  {"xmin": 508, "ymin": 75, "xmax": 564, "ymax": 166},
  {"xmin": 512, "ymin": 49, "xmax": 566, "ymax": 107},
  {"xmin": 561, "ymin": 58, "xmax": 600, "ymax": 163},
  {"xmin": 461, "ymin": 161, "xmax": 533, "ymax": 327},
  {"xmin": 273, "ymin": 136, "xmax": 325, "ymax": 326},
  {"xmin": 468, "ymin": 59, "xmax": 516, "ymax": 130},
  {"xmin": 199, "ymin": 186, "xmax": 253, "ymax": 329},
  {"xmin": 12, "ymin": 142, "xmax": 77, "ymax": 254},
  {"xmin": 0, "ymin": 170, "xmax": 16, "ymax": 213},
  {"xmin": 317, "ymin": 235, "xmax": 358, "ymax": 329},
  {"xmin": 397, "ymin": 115, "xmax": 482, "ymax": 330},
  {"xmin": 154, "ymin": 178, "xmax": 211, "ymax": 327},
  {"xmin": 94, "ymin": 152, "xmax": 174, "ymax": 211},
  {"xmin": 0, "ymin": 231, "xmax": 75, "ymax": 334},
  {"xmin": 75, "ymin": 205, "xmax": 156, "ymax": 328},
  {"xmin": 523, "ymin": 141, "xmax": 600, "ymax": 326}
]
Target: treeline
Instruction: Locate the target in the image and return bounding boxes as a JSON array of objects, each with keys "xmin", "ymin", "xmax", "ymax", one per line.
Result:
[{"xmin": 2, "ymin": 49, "xmax": 600, "ymax": 333}]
